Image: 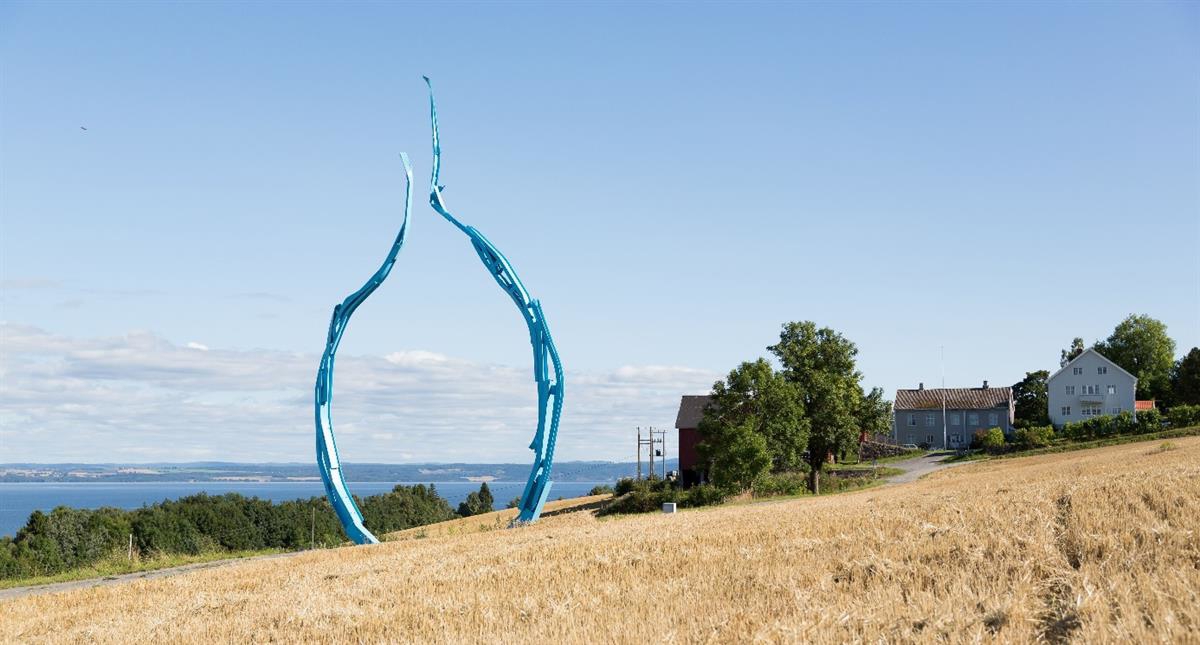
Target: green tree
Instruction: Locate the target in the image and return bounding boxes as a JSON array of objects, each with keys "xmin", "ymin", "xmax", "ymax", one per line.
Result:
[
  {"xmin": 1094, "ymin": 314, "xmax": 1176, "ymax": 401},
  {"xmin": 1169, "ymin": 348, "xmax": 1200, "ymax": 406},
  {"xmin": 857, "ymin": 387, "xmax": 892, "ymax": 440},
  {"xmin": 478, "ymin": 482, "xmax": 494, "ymax": 512},
  {"xmin": 705, "ymin": 419, "xmax": 771, "ymax": 491},
  {"xmin": 1012, "ymin": 370, "xmax": 1050, "ymax": 427},
  {"xmin": 698, "ymin": 358, "xmax": 808, "ymax": 476},
  {"xmin": 1060, "ymin": 337, "xmax": 1085, "ymax": 367},
  {"xmin": 457, "ymin": 482, "xmax": 495, "ymax": 517},
  {"xmin": 769, "ymin": 322, "xmax": 863, "ymax": 494}
]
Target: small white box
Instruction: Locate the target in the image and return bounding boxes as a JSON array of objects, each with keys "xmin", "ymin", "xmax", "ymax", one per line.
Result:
[{"xmin": 662, "ymin": 502, "xmax": 677, "ymax": 513}]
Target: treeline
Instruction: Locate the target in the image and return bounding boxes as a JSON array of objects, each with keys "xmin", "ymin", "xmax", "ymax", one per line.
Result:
[{"xmin": 0, "ymin": 483, "xmax": 471, "ymax": 581}]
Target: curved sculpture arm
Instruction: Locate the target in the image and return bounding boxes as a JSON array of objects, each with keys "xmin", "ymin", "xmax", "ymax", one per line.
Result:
[
  {"xmin": 424, "ymin": 77, "xmax": 564, "ymax": 524},
  {"xmin": 314, "ymin": 152, "xmax": 414, "ymax": 545}
]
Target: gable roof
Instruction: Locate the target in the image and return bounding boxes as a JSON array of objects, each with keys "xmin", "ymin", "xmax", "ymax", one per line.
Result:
[
  {"xmin": 1047, "ymin": 347, "xmax": 1138, "ymax": 384},
  {"xmin": 675, "ymin": 395, "xmax": 712, "ymax": 429},
  {"xmin": 894, "ymin": 386, "xmax": 1012, "ymax": 411}
]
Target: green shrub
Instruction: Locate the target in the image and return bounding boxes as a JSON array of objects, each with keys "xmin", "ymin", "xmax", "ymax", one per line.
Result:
[
  {"xmin": 684, "ymin": 484, "xmax": 729, "ymax": 507},
  {"xmin": 1167, "ymin": 404, "xmax": 1200, "ymax": 429},
  {"xmin": 975, "ymin": 428, "xmax": 1006, "ymax": 453},
  {"xmin": 752, "ymin": 472, "xmax": 809, "ymax": 498},
  {"xmin": 1135, "ymin": 408, "xmax": 1162, "ymax": 434},
  {"xmin": 1014, "ymin": 425, "xmax": 1054, "ymax": 449},
  {"xmin": 588, "ymin": 484, "xmax": 615, "ymax": 496},
  {"xmin": 1061, "ymin": 420, "xmax": 1088, "ymax": 441},
  {"xmin": 597, "ymin": 479, "xmax": 726, "ymax": 516},
  {"xmin": 614, "ymin": 477, "xmax": 636, "ymax": 496}
]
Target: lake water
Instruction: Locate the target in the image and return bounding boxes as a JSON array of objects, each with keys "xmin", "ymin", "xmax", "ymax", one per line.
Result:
[{"xmin": 0, "ymin": 481, "xmax": 605, "ymax": 537}]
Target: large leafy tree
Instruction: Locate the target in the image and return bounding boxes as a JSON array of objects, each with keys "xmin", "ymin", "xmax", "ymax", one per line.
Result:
[
  {"xmin": 1060, "ymin": 337, "xmax": 1085, "ymax": 367},
  {"xmin": 1170, "ymin": 348, "xmax": 1200, "ymax": 406},
  {"xmin": 769, "ymin": 321, "xmax": 863, "ymax": 494},
  {"xmin": 698, "ymin": 358, "xmax": 808, "ymax": 485},
  {"xmin": 1093, "ymin": 314, "xmax": 1176, "ymax": 401},
  {"xmin": 857, "ymin": 386, "xmax": 892, "ymax": 440},
  {"xmin": 1012, "ymin": 370, "xmax": 1050, "ymax": 427},
  {"xmin": 703, "ymin": 419, "xmax": 772, "ymax": 491}
]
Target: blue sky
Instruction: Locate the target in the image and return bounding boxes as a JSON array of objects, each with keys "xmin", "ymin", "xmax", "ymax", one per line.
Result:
[{"xmin": 1, "ymin": 2, "xmax": 1197, "ymax": 463}]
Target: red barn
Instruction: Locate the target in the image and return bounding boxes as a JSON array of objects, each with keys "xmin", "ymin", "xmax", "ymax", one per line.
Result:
[{"xmin": 674, "ymin": 395, "xmax": 711, "ymax": 486}]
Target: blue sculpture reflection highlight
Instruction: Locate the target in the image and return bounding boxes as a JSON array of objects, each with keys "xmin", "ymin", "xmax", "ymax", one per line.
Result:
[
  {"xmin": 314, "ymin": 153, "xmax": 413, "ymax": 545},
  {"xmin": 425, "ymin": 77, "xmax": 564, "ymax": 524}
]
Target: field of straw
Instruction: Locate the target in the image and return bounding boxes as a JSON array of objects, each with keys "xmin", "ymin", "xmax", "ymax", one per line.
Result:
[{"xmin": 3, "ymin": 437, "xmax": 1198, "ymax": 643}]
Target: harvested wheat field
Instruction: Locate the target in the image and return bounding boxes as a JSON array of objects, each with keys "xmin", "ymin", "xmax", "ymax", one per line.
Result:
[{"xmin": 3, "ymin": 438, "xmax": 1198, "ymax": 644}]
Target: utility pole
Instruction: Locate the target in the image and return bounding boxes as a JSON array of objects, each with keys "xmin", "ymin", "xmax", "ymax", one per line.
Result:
[
  {"xmin": 648, "ymin": 426, "xmax": 654, "ymax": 478},
  {"xmin": 636, "ymin": 426, "xmax": 662, "ymax": 480},
  {"xmin": 127, "ymin": 533, "xmax": 133, "ymax": 561},
  {"xmin": 637, "ymin": 426, "xmax": 642, "ymax": 480},
  {"xmin": 661, "ymin": 428, "xmax": 667, "ymax": 480}
]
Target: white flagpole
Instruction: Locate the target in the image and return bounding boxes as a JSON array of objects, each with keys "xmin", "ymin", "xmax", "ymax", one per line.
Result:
[{"xmin": 941, "ymin": 345, "xmax": 947, "ymax": 450}]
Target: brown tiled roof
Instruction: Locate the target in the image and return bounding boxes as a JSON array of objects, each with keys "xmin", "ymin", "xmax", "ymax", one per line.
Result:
[
  {"xmin": 894, "ymin": 387, "xmax": 1012, "ymax": 411},
  {"xmin": 675, "ymin": 395, "xmax": 712, "ymax": 429}
]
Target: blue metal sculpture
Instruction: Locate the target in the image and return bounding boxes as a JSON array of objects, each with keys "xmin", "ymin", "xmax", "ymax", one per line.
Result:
[
  {"xmin": 315, "ymin": 153, "xmax": 413, "ymax": 545},
  {"xmin": 315, "ymin": 81, "xmax": 563, "ymax": 544},
  {"xmin": 424, "ymin": 77, "xmax": 563, "ymax": 525}
]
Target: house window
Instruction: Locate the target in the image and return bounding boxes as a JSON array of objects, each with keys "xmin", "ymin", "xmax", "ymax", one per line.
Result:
[
  {"xmin": 926, "ymin": 434, "xmax": 935, "ymax": 445},
  {"xmin": 907, "ymin": 414, "xmax": 916, "ymax": 427},
  {"xmin": 926, "ymin": 414, "xmax": 935, "ymax": 427},
  {"xmin": 968, "ymin": 413, "xmax": 979, "ymax": 426},
  {"xmin": 1111, "ymin": 407, "xmax": 1120, "ymax": 414},
  {"xmin": 1073, "ymin": 367, "xmax": 1083, "ymax": 375},
  {"xmin": 1107, "ymin": 385, "xmax": 1116, "ymax": 395},
  {"xmin": 1061, "ymin": 406, "xmax": 1072, "ymax": 416},
  {"xmin": 1098, "ymin": 366, "xmax": 1107, "ymax": 375},
  {"xmin": 950, "ymin": 433, "xmax": 961, "ymax": 446},
  {"xmin": 989, "ymin": 412, "xmax": 998, "ymax": 426},
  {"xmin": 951, "ymin": 413, "xmax": 961, "ymax": 426},
  {"xmin": 1082, "ymin": 384, "xmax": 1098, "ymax": 395},
  {"xmin": 1066, "ymin": 385, "xmax": 1075, "ymax": 395}
]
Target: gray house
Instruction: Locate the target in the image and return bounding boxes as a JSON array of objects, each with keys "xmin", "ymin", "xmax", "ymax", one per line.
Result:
[
  {"xmin": 1046, "ymin": 348, "xmax": 1137, "ymax": 428},
  {"xmin": 893, "ymin": 381, "xmax": 1014, "ymax": 449}
]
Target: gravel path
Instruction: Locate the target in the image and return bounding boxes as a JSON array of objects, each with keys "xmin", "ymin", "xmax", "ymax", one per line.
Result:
[{"xmin": 880, "ymin": 451, "xmax": 967, "ymax": 485}]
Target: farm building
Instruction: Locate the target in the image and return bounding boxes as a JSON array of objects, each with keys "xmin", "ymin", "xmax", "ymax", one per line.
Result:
[
  {"xmin": 674, "ymin": 395, "xmax": 711, "ymax": 486},
  {"xmin": 893, "ymin": 381, "xmax": 1014, "ymax": 450}
]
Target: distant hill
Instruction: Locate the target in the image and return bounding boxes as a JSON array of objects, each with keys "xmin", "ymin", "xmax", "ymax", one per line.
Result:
[{"xmin": 0, "ymin": 460, "xmax": 680, "ymax": 483}]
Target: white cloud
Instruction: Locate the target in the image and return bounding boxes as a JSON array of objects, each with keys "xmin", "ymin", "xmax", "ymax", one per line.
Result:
[{"xmin": 0, "ymin": 324, "xmax": 717, "ymax": 464}]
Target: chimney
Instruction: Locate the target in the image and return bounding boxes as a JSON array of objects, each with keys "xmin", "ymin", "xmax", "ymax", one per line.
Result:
[
  {"xmin": 982, "ymin": 380, "xmax": 989, "ymax": 389},
  {"xmin": 918, "ymin": 382, "xmax": 924, "ymax": 390}
]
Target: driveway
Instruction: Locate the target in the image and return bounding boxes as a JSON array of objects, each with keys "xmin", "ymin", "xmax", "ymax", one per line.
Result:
[{"xmin": 880, "ymin": 451, "xmax": 967, "ymax": 485}]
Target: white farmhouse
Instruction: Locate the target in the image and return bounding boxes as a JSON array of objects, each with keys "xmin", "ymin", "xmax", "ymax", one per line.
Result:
[{"xmin": 1047, "ymin": 348, "xmax": 1137, "ymax": 428}]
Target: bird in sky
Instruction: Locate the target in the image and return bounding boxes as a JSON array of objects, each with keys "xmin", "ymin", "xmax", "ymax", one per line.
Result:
[{"xmin": 80, "ymin": 126, "xmax": 87, "ymax": 131}]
